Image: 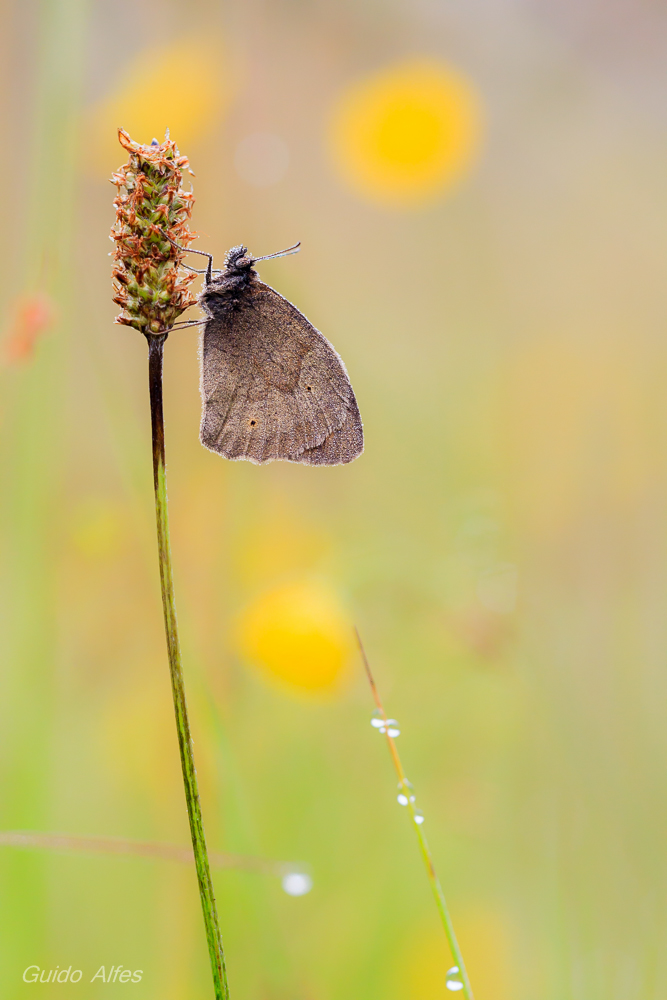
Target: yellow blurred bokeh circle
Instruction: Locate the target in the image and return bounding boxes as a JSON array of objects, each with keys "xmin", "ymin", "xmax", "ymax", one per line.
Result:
[
  {"xmin": 236, "ymin": 579, "xmax": 353, "ymax": 693},
  {"xmin": 329, "ymin": 58, "xmax": 482, "ymax": 207},
  {"xmin": 85, "ymin": 38, "xmax": 229, "ymax": 174}
]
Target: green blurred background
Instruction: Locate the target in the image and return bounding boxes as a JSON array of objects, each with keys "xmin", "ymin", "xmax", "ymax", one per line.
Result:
[{"xmin": 1, "ymin": 0, "xmax": 667, "ymax": 997}]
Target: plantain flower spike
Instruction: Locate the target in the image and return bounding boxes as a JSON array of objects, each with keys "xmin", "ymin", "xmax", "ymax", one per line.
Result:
[{"xmin": 110, "ymin": 128, "xmax": 197, "ymax": 334}]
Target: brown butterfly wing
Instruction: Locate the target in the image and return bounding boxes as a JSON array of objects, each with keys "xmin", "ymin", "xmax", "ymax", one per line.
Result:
[
  {"xmin": 298, "ymin": 394, "xmax": 363, "ymax": 465},
  {"xmin": 200, "ymin": 281, "xmax": 363, "ymax": 465}
]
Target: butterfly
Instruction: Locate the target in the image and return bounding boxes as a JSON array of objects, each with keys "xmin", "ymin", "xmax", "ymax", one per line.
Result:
[{"xmin": 173, "ymin": 241, "xmax": 363, "ymax": 466}]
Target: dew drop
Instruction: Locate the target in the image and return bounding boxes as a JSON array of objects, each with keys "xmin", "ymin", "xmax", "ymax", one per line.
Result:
[
  {"xmin": 370, "ymin": 710, "xmax": 400, "ymax": 736},
  {"xmin": 446, "ymin": 966, "xmax": 464, "ymax": 991},
  {"xmin": 413, "ymin": 810, "xmax": 425, "ymax": 825},
  {"xmin": 397, "ymin": 780, "xmax": 416, "ymax": 806},
  {"xmin": 281, "ymin": 872, "xmax": 313, "ymax": 896}
]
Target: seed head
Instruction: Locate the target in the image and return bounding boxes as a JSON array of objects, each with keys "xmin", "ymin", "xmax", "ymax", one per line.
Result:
[{"xmin": 110, "ymin": 128, "xmax": 197, "ymax": 335}]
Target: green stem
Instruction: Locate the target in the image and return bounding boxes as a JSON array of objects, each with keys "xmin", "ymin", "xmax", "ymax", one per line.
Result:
[
  {"xmin": 356, "ymin": 629, "xmax": 474, "ymax": 1000},
  {"xmin": 406, "ymin": 800, "xmax": 474, "ymax": 1000},
  {"xmin": 147, "ymin": 334, "xmax": 230, "ymax": 1000}
]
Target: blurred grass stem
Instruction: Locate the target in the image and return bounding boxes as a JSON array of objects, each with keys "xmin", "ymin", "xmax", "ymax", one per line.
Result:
[
  {"xmin": 147, "ymin": 334, "xmax": 229, "ymax": 1000},
  {"xmin": 355, "ymin": 628, "xmax": 475, "ymax": 1000},
  {"xmin": 0, "ymin": 831, "xmax": 301, "ymax": 878}
]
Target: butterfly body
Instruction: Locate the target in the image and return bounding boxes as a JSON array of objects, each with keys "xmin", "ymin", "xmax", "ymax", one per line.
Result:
[{"xmin": 198, "ymin": 246, "xmax": 363, "ymax": 466}]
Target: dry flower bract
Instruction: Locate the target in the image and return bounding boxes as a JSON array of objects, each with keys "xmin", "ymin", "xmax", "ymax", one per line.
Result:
[{"xmin": 110, "ymin": 128, "xmax": 197, "ymax": 334}]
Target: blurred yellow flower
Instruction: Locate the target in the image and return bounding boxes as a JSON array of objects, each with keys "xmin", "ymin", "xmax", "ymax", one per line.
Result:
[
  {"xmin": 329, "ymin": 59, "xmax": 482, "ymax": 207},
  {"xmin": 236, "ymin": 579, "xmax": 353, "ymax": 693},
  {"xmin": 85, "ymin": 38, "xmax": 229, "ymax": 174}
]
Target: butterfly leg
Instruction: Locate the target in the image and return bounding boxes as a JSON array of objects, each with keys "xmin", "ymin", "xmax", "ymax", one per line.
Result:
[
  {"xmin": 179, "ymin": 262, "xmax": 209, "ymax": 274},
  {"xmin": 164, "ymin": 234, "xmax": 220, "ymax": 285},
  {"xmin": 165, "ymin": 319, "xmax": 206, "ymax": 331}
]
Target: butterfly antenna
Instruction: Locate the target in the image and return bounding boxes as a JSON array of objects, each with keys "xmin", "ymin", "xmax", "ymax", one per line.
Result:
[{"xmin": 252, "ymin": 242, "xmax": 301, "ymax": 263}]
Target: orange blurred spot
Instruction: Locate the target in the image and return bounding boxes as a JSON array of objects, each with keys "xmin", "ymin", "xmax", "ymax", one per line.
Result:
[
  {"xmin": 446, "ymin": 604, "xmax": 513, "ymax": 660},
  {"xmin": 3, "ymin": 292, "xmax": 56, "ymax": 364}
]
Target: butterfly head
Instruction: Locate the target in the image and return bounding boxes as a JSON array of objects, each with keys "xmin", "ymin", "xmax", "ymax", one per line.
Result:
[
  {"xmin": 223, "ymin": 242, "xmax": 302, "ymax": 277},
  {"xmin": 224, "ymin": 245, "xmax": 256, "ymax": 275}
]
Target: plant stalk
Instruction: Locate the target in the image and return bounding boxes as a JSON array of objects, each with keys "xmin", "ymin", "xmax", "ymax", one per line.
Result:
[
  {"xmin": 356, "ymin": 628, "xmax": 475, "ymax": 1000},
  {"xmin": 147, "ymin": 334, "xmax": 229, "ymax": 1000}
]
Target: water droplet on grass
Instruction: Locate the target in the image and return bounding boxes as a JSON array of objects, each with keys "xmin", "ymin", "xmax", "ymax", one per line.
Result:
[
  {"xmin": 370, "ymin": 710, "xmax": 400, "ymax": 736},
  {"xmin": 413, "ymin": 810, "xmax": 425, "ymax": 825},
  {"xmin": 397, "ymin": 780, "xmax": 415, "ymax": 806},
  {"xmin": 446, "ymin": 966, "xmax": 464, "ymax": 991},
  {"xmin": 281, "ymin": 872, "xmax": 313, "ymax": 896}
]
